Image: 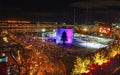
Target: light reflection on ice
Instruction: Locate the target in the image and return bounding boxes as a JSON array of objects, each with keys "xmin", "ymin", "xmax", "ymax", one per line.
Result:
[
  {"xmin": 78, "ymin": 42, "xmax": 108, "ymax": 49},
  {"xmin": 45, "ymin": 32, "xmax": 113, "ymax": 49}
]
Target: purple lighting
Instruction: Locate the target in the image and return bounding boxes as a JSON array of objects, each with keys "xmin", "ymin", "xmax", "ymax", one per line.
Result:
[{"xmin": 56, "ymin": 28, "xmax": 73, "ymax": 44}]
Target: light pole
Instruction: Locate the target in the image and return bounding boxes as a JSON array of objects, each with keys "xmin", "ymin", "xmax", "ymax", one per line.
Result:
[{"xmin": 73, "ymin": 8, "xmax": 76, "ymax": 25}]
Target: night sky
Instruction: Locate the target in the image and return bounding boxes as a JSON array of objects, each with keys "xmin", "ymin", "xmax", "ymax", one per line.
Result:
[{"xmin": 1, "ymin": 0, "xmax": 120, "ymax": 24}]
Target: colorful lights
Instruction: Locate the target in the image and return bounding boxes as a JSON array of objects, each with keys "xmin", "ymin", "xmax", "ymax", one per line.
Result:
[
  {"xmin": 56, "ymin": 28, "xmax": 73, "ymax": 44},
  {"xmin": 7, "ymin": 33, "xmax": 67, "ymax": 75},
  {"xmin": 93, "ymin": 52, "xmax": 109, "ymax": 65},
  {"xmin": 41, "ymin": 28, "xmax": 46, "ymax": 32},
  {"xmin": 72, "ymin": 42, "xmax": 120, "ymax": 75},
  {"xmin": 0, "ymin": 56, "xmax": 8, "ymax": 75},
  {"xmin": 3, "ymin": 37, "xmax": 9, "ymax": 43},
  {"xmin": 83, "ymin": 27, "xmax": 88, "ymax": 31},
  {"xmin": 116, "ymin": 25, "xmax": 119, "ymax": 28},
  {"xmin": 98, "ymin": 26, "xmax": 111, "ymax": 35},
  {"xmin": 72, "ymin": 57, "xmax": 91, "ymax": 74},
  {"xmin": 5, "ymin": 20, "xmax": 31, "ymax": 24}
]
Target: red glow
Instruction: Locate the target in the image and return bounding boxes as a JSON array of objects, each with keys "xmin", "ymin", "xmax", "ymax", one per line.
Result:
[
  {"xmin": 98, "ymin": 26, "xmax": 111, "ymax": 35},
  {"xmin": 81, "ymin": 54, "xmax": 120, "ymax": 75},
  {"xmin": 0, "ymin": 62, "xmax": 8, "ymax": 75}
]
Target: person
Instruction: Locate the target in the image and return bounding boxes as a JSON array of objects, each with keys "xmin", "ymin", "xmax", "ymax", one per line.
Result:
[{"xmin": 61, "ymin": 31, "xmax": 67, "ymax": 45}]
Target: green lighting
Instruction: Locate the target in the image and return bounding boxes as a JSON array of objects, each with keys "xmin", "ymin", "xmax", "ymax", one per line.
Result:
[
  {"xmin": 0, "ymin": 59, "xmax": 2, "ymax": 62},
  {"xmin": 116, "ymin": 25, "xmax": 119, "ymax": 28}
]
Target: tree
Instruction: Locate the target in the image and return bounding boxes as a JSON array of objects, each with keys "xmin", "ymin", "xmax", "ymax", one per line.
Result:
[{"xmin": 61, "ymin": 31, "xmax": 67, "ymax": 45}]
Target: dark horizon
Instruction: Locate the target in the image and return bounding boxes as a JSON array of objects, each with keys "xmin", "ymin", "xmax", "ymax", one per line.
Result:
[{"xmin": 1, "ymin": 0, "xmax": 120, "ymax": 24}]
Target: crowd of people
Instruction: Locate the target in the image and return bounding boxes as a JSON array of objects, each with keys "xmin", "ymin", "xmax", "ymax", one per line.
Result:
[
  {"xmin": 1, "ymin": 29, "xmax": 118, "ymax": 75},
  {"xmin": 7, "ymin": 32, "xmax": 68, "ymax": 75}
]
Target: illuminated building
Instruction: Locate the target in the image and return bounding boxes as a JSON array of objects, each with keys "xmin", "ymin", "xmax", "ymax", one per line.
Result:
[{"xmin": 97, "ymin": 24, "xmax": 111, "ymax": 36}]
